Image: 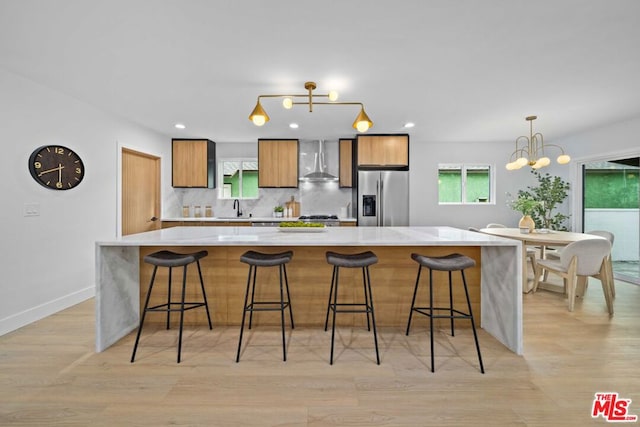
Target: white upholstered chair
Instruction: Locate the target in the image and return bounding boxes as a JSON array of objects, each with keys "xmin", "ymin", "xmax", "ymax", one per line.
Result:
[
  {"xmin": 533, "ymin": 238, "xmax": 613, "ymax": 314},
  {"xmin": 543, "ymin": 230, "xmax": 615, "ymax": 297}
]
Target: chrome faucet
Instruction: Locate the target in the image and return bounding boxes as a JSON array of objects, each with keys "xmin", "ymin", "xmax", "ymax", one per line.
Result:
[{"xmin": 233, "ymin": 199, "xmax": 243, "ymax": 217}]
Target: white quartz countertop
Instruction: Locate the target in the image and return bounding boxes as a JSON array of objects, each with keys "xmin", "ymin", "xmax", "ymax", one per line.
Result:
[
  {"xmin": 98, "ymin": 226, "xmax": 520, "ymax": 247},
  {"xmin": 161, "ymin": 217, "xmax": 357, "ymax": 222}
]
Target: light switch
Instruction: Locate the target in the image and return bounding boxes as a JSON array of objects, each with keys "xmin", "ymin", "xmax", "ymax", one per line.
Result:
[{"xmin": 24, "ymin": 203, "xmax": 40, "ymax": 217}]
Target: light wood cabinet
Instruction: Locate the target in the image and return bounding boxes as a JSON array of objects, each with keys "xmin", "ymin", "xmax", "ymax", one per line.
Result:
[
  {"xmin": 339, "ymin": 138, "xmax": 354, "ymax": 188},
  {"xmin": 356, "ymin": 134, "xmax": 409, "ymax": 168},
  {"xmin": 172, "ymin": 139, "xmax": 216, "ymax": 188},
  {"xmin": 258, "ymin": 139, "xmax": 299, "ymax": 188}
]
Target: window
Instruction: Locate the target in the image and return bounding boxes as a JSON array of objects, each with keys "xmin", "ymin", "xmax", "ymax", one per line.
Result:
[
  {"xmin": 217, "ymin": 159, "xmax": 259, "ymax": 199},
  {"xmin": 438, "ymin": 164, "xmax": 494, "ymax": 204}
]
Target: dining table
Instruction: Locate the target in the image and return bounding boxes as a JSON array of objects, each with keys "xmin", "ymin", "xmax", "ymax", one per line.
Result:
[{"xmin": 479, "ymin": 228, "xmax": 608, "ymax": 293}]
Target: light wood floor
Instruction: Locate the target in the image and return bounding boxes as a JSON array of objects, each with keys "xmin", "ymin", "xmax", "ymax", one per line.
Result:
[{"xmin": 1, "ymin": 278, "xmax": 639, "ymax": 426}]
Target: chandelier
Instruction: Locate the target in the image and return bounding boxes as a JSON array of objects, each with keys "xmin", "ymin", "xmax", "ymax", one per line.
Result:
[
  {"xmin": 506, "ymin": 116, "xmax": 570, "ymax": 170},
  {"xmin": 248, "ymin": 81, "xmax": 373, "ymax": 132}
]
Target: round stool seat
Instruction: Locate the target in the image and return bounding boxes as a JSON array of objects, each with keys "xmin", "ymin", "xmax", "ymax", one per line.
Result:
[
  {"xmin": 326, "ymin": 251, "xmax": 378, "ymax": 268},
  {"xmin": 240, "ymin": 250, "xmax": 292, "ymax": 267},
  {"xmin": 144, "ymin": 250, "xmax": 208, "ymax": 268},
  {"xmin": 411, "ymin": 253, "xmax": 475, "ymax": 271}
]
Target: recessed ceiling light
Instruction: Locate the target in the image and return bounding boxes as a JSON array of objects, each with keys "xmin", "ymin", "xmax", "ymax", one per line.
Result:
[
  {"xmin": 404, "ymin": 122, "xmax": 415, "ymax": 128},
  {"xmin": 289, "ymin": 123, "xmax": 299, "ymax": 129},
  {"xmin": 174, "ymin": 123, "xmax": 186, "ymax": 129}
]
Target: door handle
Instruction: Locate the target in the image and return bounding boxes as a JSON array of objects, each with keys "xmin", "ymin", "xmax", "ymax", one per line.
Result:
[{"xmin": 149, "ymin": 216, "xmax": 158, "ymax": 222}]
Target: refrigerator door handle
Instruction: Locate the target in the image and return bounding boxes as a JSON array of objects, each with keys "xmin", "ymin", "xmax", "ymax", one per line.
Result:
[
  {"xmin": 379, "ymin": 177, "xmax": 384, "ymax": 226},
  {"xmin": 376, "ymin": 179, "xmax": 380, "ymax": 226}
]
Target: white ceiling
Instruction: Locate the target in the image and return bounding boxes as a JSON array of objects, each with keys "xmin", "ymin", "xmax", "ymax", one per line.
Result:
[{"xmin": 2, "ymin": 0, "xmax": 640, "ymax": 146}]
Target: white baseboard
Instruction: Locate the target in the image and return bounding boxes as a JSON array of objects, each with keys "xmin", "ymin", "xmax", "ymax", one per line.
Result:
[{"xmin": 0, "ymin": 286, "xmax": 95, "ymax": 336}]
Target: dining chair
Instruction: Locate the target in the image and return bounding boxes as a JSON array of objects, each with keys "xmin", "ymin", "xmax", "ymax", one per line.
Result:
[
  {"xmin": 533, "ymin": 238, "xmax": 613, "ymax": 314},
  {"xmin": 543, "ymin": 230, "xmax": 615, "ymax": 297},
  {"xmin": 485, "ymin": 223, "xmax": 539, "ymax": 279}
]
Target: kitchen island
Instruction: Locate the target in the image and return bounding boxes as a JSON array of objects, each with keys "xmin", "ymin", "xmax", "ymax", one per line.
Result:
[{"xmin": 96, "ymin": 226, "xmax": 522, "ymax": 354}]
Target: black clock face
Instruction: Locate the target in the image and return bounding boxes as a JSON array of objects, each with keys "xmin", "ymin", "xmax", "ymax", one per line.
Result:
[{"xmin": 28, "ymin": 145, "xmax": 85, "ymax": 190}]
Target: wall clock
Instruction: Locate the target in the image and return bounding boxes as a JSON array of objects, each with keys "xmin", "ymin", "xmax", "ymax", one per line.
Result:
[{"xmin": 28, "ymin": 145, "xmax": 85, "ymax": 190}]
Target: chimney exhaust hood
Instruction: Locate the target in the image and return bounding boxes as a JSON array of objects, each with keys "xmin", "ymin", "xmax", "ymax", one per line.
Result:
[{"xmin": 299, "ymin": 140, "xmax": 338, "ymax": 182}]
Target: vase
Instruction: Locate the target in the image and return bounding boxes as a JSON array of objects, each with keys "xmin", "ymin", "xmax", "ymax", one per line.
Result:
[{"xmin": 518, "ymin": 215, "xmax": 535, "ymax": 233}]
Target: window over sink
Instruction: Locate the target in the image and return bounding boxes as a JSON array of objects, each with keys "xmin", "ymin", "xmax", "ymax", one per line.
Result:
[
  {"xmin": 217, "ymin": 159, "xmax": 259, "ymax": 199},
  {"xmin": 438, "ymin": 164, "xmax": 494, "ymax": 204}
]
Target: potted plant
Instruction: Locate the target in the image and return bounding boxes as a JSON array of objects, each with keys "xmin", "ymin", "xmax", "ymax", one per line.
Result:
[
  {"xmin": 273, "ymin": 205, "xmax": 284, "ymax": 218},
  {"xmin": 518, "ymin": 171, "xmax": 570, "ymax": 230},
  {"xmin": 509, "ymin": 195, "xmax": 541, "ymax": 232}
]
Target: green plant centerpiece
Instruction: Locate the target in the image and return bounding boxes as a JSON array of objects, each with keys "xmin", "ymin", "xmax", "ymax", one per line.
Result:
[
  {"xmin": 274, "ymin": 205, "xmax": 284, "ymax": 217},
  {"xmin": 509, "ymin": 195, "xmax": 540, "ymax": 216},
  {"xmin": 508, "ymin": 195, "xmax": 541, "ymax": 232},
  {"xmin": 517, "ymin": 171, "xmax": 570, "ymax": 230}
]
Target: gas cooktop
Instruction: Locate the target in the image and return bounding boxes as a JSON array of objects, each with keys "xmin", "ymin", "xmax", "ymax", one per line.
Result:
[{"xmin": 298, "ymin": 215, "xmax": 339, "ymax": 220}]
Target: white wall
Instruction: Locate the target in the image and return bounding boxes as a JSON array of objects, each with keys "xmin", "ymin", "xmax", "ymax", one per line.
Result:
[
  {"xmin": 409, "ymin": 116, "xmax": 640, "ymax": 231},
  {"xmin": 409, "ymin": 140, "xmax": 537, "ymax": 229},
  {"xmin": 0, "ymin": 69, "xmax": 171, "ymax": 335}
]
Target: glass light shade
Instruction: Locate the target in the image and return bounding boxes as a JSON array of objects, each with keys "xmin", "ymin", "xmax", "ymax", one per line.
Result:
[
  {"xmin": 356, "ymin": 121, "xmax": 370, "ymax": 132},
  {"xmin": 557, "ymin": 154, "xmax": 571, "ymax": 164},
  {"xmin": 252, "ymin": 115, "xmax": 266, "ymax": 126},
  {"xmin": 537, "ymin": 157, "xmax": 551, "ymax": 167},
  {"xmin": 516, "ymin": 157, "xmax": 528, "ymax": 168},
  {"xmin": 249, "ymin": 101, "xmax": 269, "ymax": 126},
  {"xmin": 328, "ymin": 90, "xmax": 339, "ymax": 101},
  {"xmin": 505, "ymin": 162, "xmax": 516, "ymax": 170},
  {"xmin": 282, "ymin": 97, "xmax": 293, "ymax": 109}
]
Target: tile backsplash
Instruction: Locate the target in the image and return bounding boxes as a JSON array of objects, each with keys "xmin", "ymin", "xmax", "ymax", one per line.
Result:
[{"xmin": 171, "ymin": 185, "xmax": 353, "ymax": 218}]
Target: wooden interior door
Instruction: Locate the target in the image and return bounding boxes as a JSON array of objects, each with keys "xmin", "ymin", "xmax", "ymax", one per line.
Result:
[{"xmin": 122, "ymin": 148, "xmax": 161, "ymax": 236}]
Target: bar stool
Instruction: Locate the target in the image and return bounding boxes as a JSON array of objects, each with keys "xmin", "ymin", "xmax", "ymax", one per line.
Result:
[
  {"xmin": 324, "ymin": 251, "xmax": 380, "ymax": 365},
  {"xmin": 236, "ymin": 250, "xmax": 294, "ymax": 362},
  {"xmin": 131, "ymin": 250, "xmax": 212, "ymax": 363},
  {"xmin": 406, "ymin": 253, "xmax": 484, "ymax": 373}
]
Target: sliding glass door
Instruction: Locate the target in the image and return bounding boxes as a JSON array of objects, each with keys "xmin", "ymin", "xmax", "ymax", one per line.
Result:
[{"xmin": 582, "ymin": 157, "xmax": 640, "ymax": 284}]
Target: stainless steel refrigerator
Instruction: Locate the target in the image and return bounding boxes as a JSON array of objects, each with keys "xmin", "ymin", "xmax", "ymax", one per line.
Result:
[{"xmin": 358, "ymin": 170, "xmax": 409, "ymax": 226}]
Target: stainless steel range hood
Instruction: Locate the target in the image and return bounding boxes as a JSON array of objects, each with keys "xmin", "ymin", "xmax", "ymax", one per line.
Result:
[{"xmin": 299, "ymin": 140, "xmax": 338, "ymax": 182}]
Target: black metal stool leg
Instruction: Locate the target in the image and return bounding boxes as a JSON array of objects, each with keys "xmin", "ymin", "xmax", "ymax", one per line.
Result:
[
  {"xmin": 461, "ymin": 270, "xmax": 485, "ymax": 374},
  {"xmin": 448, "ymin": 271, "xmax": 455, "ymax": 336},
  {"xmin": 166, "ymin": 266, "xmax": 172, "ymax": 330},
  {"xmin": 177, "ymin": 264, "xmax": 188, "ymax": 363},
  {"xmin": 330, "ymin": 266, "xmax": 340, "ymax": 365},
  {"xmin": 248, "ymin": 265, "xmax": 258, "ymax": 329},
  {"xmin": 236, "ymin": 264, "xmax": 254, "ymax": 363},
  {"xmin": 365, "ymin": 266, "xmax": 380, "ymax": 365},
  {"xmin": 324, "ymin": 266, "xmax": 336, "ymax": 331},
  {"xmin": 429, "ymin": 267, "xmax": 435, "ymax": 373},
  {"xmin": 406, "ymin": 265, "xmax": 422, "ymax": 335},
  {"xmin": 283, "ymin": 264, "xmax": 294, "ymax": 329},
  {"xmin": 196, "ymin": 260, "xmax": 213, "ymax": 330},
  {"xmin": 362, "ymin": 267, "xmax": 371, "ymax": 331},
  {"xmin": 131, "ymin": 265, "xmax": 158, "ymax": 363},
  {"xmin": 279, "ymin": 264, "xmax": 287, "ymax": 361}
]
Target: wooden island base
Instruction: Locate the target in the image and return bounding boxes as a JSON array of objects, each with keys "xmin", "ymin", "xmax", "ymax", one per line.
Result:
[{"xmin": 139, "ymin": 245, "xmax": 481, "ymax": 329}]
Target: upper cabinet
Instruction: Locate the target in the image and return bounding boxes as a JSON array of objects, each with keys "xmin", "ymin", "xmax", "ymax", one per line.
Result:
[
  {"xmin": 172, "ymin": 139, "xmax": 216, "ymax": 188},
  {"xmin": 356, "ymin": 134, "xmax": 409, "ymax": 169},
  {"xmin": 339, "ymin": 138, "xmax": 354, "ymax": 188},
  {"xmin": 258, "ymin": 139, "xmax": 299, "ymax": 188}
]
